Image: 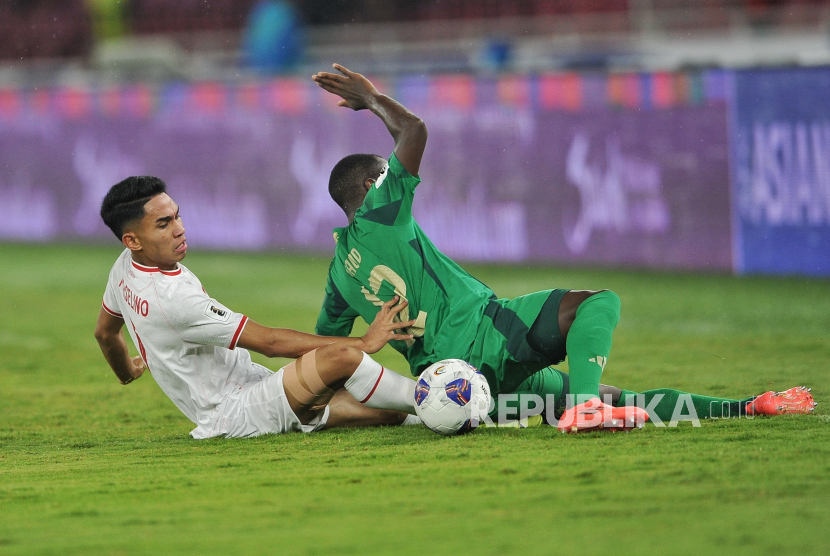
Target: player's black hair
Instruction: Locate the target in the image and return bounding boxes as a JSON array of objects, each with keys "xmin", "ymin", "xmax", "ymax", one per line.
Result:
[
  {"xmin": 100, "ymin": 176, "xmax": 167, "ymax": 239},
  {"xmin": 328, "ymin": 153, "xmax": 386, "ymax": 210}
]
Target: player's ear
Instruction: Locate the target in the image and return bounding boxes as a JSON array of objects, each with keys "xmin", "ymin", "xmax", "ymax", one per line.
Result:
[
  {"xmin": 363, "ymin": 178, "xmax": 374, "ymax": 191},
  {"xmin": 122, "ymin": 231, "xmax": 142, "ymax": 252}
]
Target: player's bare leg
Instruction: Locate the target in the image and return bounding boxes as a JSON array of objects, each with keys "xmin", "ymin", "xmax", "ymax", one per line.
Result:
[
  {"xmin": 557, "ymin": 290, "xmax": 602, "ymax": 339},
  {"xmin": 323, "ymin": 389, "xmax": 407, "ymax": 428},
  {"xmin": 282, "ymin": 343, "xmax": 418, "ymax": 427}
]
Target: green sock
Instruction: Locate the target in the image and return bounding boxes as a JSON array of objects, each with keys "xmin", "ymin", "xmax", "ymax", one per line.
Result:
[
  {"xmin": 566, "ymin": 290, "xmax": 620, "ymax": 404},
  {"xmin": 492, "ymin": 367, "xmax": 567, "ymax": 420},
  {"xmin": 617, "ymin": 388, "xmax": 755, "ymax": 422}
]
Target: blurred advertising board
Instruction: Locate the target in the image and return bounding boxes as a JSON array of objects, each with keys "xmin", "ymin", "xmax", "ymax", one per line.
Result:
[
  {"xmin": 0, "ymin": 74, "xmax": 731, "ymax": 271},
  {"xmin": 730, "ymin": 69, "xmax": 830, "ymax": 276}
]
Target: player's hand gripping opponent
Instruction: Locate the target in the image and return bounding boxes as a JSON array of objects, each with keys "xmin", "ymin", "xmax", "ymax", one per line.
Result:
[
  {"xmin": 312, "ymin": 64, "xmax": 378, "ymax": 110},
  {"xmin": 360, "ymin": 296, "xmax": 416, "ymax": 354}
]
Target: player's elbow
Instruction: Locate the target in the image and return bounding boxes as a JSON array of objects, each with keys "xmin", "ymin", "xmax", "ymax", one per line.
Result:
[
  {"xmin": 409, "ymin": 117, "xmax": 427, "ymax": 143},
  {"xmin": 262, "ymin": 341, "xmax": 282, "ymax": 359},
  {"xmin": 94, "ymin": 323, "xmax": 119, "ymax": 346},
  {"xmin": 93, "ymin": 325, "xmax": 109, "ymax": 344}
]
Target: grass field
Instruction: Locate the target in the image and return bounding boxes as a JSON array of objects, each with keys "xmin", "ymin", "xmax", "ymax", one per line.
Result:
[{"xmin": 1, "ymin": 242, "xmax": 829, "ymax": 555}]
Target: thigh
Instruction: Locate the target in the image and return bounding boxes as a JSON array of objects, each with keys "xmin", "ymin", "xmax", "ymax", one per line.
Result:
[
  {"xmin": 524, "ymin": 288, "xmax": 569, "ymax": 364},
  {"xmin": 469, "ymin": 290, "xmax": 568, "ymax": 394},
  {"xmin": 556, "ymin": 289, "xmax": 606, "ymax": 338},
  {"xmin": 225, "ymin": 368, "xmax": 330, "ymax": 438}
]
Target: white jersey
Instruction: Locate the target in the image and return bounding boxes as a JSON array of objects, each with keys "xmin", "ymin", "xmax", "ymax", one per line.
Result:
[{"xmin": 102, "ymin": 249, "xmax": 268, "ymax": 438}]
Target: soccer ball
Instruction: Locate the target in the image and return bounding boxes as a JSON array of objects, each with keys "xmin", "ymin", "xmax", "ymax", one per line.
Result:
[{"xmin": 414, "ymin": 359, "xmax": 492, "ymax": 436}]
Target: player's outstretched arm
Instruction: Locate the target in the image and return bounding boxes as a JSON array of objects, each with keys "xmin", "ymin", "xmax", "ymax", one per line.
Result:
[
  {"xmin": 312, "ymin": 64, "xmax": 427, "ymax": 176},
  {"xmin": 237, "ymin": 296, "xmax": 415, "ymax": 359},
  {"xmin": 93, "ymin": 308, "xmax": 146, "ymax": 385}
]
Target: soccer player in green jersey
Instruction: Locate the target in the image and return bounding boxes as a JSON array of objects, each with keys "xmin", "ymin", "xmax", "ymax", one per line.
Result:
[{"xmin": 311, "ymin": 64, "xmax": 816, "ymax": 432}]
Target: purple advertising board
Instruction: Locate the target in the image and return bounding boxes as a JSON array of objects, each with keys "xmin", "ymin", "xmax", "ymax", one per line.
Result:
[
  {"xmin": 730, "ymin": 68, "xmax": 830, "ymax": 276},
  {"xmin": 0, "ymin": 76, "xmax": 732, "ymax": 270}
]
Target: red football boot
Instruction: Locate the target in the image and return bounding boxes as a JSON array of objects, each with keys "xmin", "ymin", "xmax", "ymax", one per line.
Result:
[
  {"xmin": 745, "ymin": 386, "xmax": 817, "ymax": 416},
  {"xmin": 610, "ymin": 404, "xmax": 650, "ymax": 430},
  {"xmin": 557, "ymin": 398, "xmax": 648, "ymax": 434}
]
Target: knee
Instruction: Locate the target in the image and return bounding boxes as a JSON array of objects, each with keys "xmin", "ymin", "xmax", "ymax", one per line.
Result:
[
  {"xmin": 316, "ymin": 344, "xmax": 364, "ymax": 372},
  {"xmin": 597, "ymin": 290, "xmax": 620, "ymax": 312},
  {"xmin": 584, "ymin": 290, "xmax": 621, "ymax": 324}
]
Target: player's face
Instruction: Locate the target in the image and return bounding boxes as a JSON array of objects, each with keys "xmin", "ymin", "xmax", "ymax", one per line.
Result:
[{"xmin": 127, "ymin": 193, "xmax": 187, "ymax": 270}]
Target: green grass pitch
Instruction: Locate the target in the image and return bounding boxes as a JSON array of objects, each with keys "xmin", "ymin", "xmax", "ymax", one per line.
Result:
[{"xmin": 1, "ymin": 243, "xmax": 829, "ymax": 555}]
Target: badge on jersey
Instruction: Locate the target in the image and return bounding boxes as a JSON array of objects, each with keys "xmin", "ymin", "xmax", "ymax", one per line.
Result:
[{"xmin": 203, "ymin": 299, "xmax": 232, "ymax": 323}]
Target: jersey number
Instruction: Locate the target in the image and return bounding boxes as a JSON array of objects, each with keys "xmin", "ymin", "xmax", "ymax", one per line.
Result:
[{"xmin": 360, "ymin": 265, "xmax": 427, "ymax": 348}]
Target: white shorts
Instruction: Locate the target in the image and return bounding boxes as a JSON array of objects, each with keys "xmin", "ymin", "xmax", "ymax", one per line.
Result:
[{"xmin": 191, "ymin": 364, "xmax": 330, "ymax": 439}]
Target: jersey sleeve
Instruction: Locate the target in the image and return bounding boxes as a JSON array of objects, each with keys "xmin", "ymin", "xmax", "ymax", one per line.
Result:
[
  {"xmin": 168, "ymin": 286, "xmax": 249, "ymax": 350},
  {"xmin": 102, "ymin": 269, "xmax": 123, "ymax": 318},
  {"xmin": 315, "ymin": 275, "xmax": 359, "ymax": 337},
  {"xmin": 354, "ymin": 152, "xmax": 421, "ymax": 226}
]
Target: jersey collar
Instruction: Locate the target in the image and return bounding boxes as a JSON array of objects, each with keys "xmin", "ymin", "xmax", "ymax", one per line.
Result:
[{"xmin": 131, "ymin": 259, "xmax": 182, "ymax": 276}]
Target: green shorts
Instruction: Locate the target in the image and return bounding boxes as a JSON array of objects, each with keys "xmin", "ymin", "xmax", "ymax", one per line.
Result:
[{"xmin": 467, "ymin": 289, "xmax": 569, "ymax": 395}]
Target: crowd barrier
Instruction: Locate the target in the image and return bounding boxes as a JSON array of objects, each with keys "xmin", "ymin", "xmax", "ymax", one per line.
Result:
[{"xmin": 0, "ymin": 69, "xmax": 827, "ymax": 276}]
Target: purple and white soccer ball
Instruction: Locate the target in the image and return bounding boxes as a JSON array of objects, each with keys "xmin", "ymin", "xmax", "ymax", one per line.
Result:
[{"xmin": 414, "ymin": 359, "xmax": 492, "ymax": 436}]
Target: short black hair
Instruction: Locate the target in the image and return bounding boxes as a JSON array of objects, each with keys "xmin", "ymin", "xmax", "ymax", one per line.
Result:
[
  {"xmin": 100, "ymin": 176, "xmax": 167, "ymax": 239},
  {"xmin": 328, "ymin": 154, "xmax": 385, "ymax": 210}
]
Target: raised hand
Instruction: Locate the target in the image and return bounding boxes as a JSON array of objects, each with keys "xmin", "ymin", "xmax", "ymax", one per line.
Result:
[
  {"xmin": 312, "ymin": 64, "xmax": 379, "ymax": 111},
  {"xmin": 360, "ymin": 296, "xmax": 416, "ymax": 354}
]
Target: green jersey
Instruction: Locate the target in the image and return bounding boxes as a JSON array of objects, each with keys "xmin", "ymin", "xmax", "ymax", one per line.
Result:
[{"xmin": 315, "ymin": 153, "xmax": 494, "ymax": 376}]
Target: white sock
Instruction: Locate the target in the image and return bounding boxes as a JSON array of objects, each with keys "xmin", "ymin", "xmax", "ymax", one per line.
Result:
[
  {"xmin": 344, "ymin": 352, "xmax": 416, "ymax": 415},
  {"xmin": 401, "ymin": 415, "xmax": 422, "ymax": 426}
]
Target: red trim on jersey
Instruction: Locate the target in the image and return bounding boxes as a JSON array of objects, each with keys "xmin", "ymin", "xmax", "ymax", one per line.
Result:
[
  {"xmin": 131, "ymin": 322, "xmax": 149, "ymax": 369},
  {"xmin": 102, "ymin": 301, "xmax": 122, "ymax": 318},
  {"xmin": 360, "ymin": 366, "xmax": 385, "ymax": 404},
  {"xmin": 131, "ymin": 260, "xmax": 182, "ymax": 276},
  {"xmin": 229, "ymin": 316, "xmax": 248, "ymax": 350}
]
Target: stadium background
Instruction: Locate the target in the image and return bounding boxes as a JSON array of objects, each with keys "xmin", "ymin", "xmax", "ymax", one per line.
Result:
[
  {"xmin": 2, "ymin": 2, "xmax": 829, "ymax": 555},
  {"xmin": 2, "ymin": 0, "xmax": 829, "ymax": 275}
]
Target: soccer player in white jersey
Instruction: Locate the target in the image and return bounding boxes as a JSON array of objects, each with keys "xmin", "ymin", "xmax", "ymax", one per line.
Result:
[{"xmin": 94, "ymin": 176, "xmax": 424, "ymax": 439}]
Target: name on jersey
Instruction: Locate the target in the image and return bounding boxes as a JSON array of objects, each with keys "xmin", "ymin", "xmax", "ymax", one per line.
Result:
[
  {"xmin": 344, "ymin": 248, "xmax": 361, "ymax": 277},
  {"xmin": 121, "ymin": 282, "xmax": 149, "ymax": 317}
]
